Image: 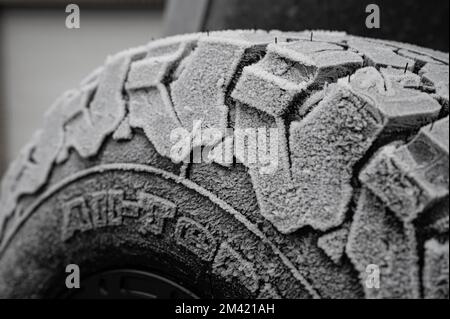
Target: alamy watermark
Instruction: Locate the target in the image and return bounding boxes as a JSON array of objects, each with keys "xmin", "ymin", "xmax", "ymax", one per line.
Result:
[
  {"xmin": 65, "ymin": 4, "xmax": 80, "ymax": 29},
  {"xmin": 170, "ymin": 120, "xmax": 279, "ymax": 174},
  {"xmin": 65, "ymin": 264, "xmax": 80, "ymax": 289},
  {"xmin": 63, "ymin": 5, "xmax": 380, "ymax": 31},
  {"xmin": 365, "ymin": 4, "xmax": 380, "ymax": 29},
  {"xmin": 365, "ymin": 264, "xmax": 381, "ymax": 289}
]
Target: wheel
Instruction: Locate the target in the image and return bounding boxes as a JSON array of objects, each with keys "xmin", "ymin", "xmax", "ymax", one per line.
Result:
[{"xmin": 0, "ymin": 30, "xmax": 448, "ymax": 299}]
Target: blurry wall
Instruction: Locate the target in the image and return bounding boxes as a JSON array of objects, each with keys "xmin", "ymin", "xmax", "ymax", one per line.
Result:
[
  {"xmin": 0, "ymin": 4, "xmax": 165, "ymax": 176},
  {"xmin": 204, "ymin": 0, "xmax": 449, "ymax": 52}
]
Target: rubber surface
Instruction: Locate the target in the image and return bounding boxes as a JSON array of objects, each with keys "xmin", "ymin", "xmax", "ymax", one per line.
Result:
[{"xmin": 0, "ymin": 30, "xmax": 448, "ymax": 299}]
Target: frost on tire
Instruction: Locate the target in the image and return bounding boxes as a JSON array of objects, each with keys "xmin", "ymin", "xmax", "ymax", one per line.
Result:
[
  {"xmin": 423, "ymin": 239, "xmax": 449, "ymax": 299},
  {"xmin": 125, "ymin": 39, "xmax": 197, "ymax": 157},
  {"xmin": 346, "ymin": 188, "xmax": 420, "ymax": 299},
  {"xmin": 360, "ymin": 117, "xmax": 449, "ymax": 223},
  {"xmin": 171, "ymin": 34, "xmax": 269, "ymax": 132},
  {"xmin": 0, "ymin": 30, "xmax": 448, "ymax": 299}
]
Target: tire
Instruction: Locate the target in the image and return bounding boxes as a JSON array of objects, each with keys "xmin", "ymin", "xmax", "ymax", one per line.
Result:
[{"xmin": 0, "ymin": 30, "xmax": 448, "ymax": 299}]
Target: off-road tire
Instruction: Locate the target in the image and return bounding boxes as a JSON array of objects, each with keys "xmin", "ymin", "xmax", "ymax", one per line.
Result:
[{"xmin": 0, "ymin": 30, "xmax": 448, "ymax": 299}]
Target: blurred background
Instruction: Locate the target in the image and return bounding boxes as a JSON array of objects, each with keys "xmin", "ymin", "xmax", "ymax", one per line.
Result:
[{"xmin": 0, "ymin": 0, "xmax": 448, "ymax": 176}]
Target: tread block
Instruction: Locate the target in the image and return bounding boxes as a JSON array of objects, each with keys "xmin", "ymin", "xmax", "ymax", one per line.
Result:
[
  {"xmin": 56, "ymin": 84, "xmax": 97, "ymax": 163},
  {"xmin": 244, "ymin": 84, "xmax": 383, "ymax": 233},
  {"xmin": 360, "ymin": 117, "xmax": 449, "ymax": 223},
  {"xmin": 430, "ymin": 215, "xmax": 449, "ymax": 235},
  {"xmin": 363, "ymin": 36, "xmax": 449, "ymax": 65},
  {"xmin": 348, "ymin": 39, "xmax": 414, "ymax": 70},
  {"xmin": 146, "ymin": 42, "xmax": 184, "ymax": 58},
  {"xmin": 281, "ymin": 231, "xmax": 364, "ymax": 298},
  {"xmin": 144, "ymin": 33, "xmax": 201, "ymax": 58},
  {"xmin": 126, "ymin": 56, "xmax": 176, "ymax": 90},
  {"xmin": 112, "ymin": 116, "xmax": 133, "ymax": 141},
  {"xmin": 296, "ymin": 89, "xmax": 325, "ymax": 119},
  {"xmin": 422, "ymin": 116, "xmax": 449, "ymax": 154},
  {"xmin": 234, "ymin": 103, "xmax": 295, "ymax": 232},
  {"xmin": 234, "ymin": 104, "xmax": 282, "ymax": 171},
  {"xmin": 125, "ymin": 43, "xmax": 196, "ymax": 158},
  {"xmin": 286, "ymin": 85, "xmax": 383, "ymax": 232},
  {"xmin": 420, "ymin": 63, "xmax": 449, "ymax": 112},
  {"xmin": 64, "ymin": 52, "xmax": 139, "ymax": 158},
  {"xmin": 171, "ymin": 37, "xmax": 266, "ymax": 132},
  {"xmin": 217, "ymin": 30, "xmax": 280, "ymax": 45},
  {"xmin": 232, "ymin": 40, "xmax": 362, "ymax": 117},
  {"xmin": 317, "ymin": 223, "xmax": 350, "ymax": 264},
  {"xmin": 128, "ymin": 87, "xmax": 181, "ymax": 158},
  {"xmin": 379, "ymin": 67, "xmax": 422, "ymax": 90},
  {"xmin": 126, "ymin": 42, "xmax": 195, "ymax": 90},
  {"xmin": 346, "ymin": 188, "xmax": 420, "ymax": 299},
  {"xmin": 342, "ymin": 67, "xmax": 442, "ymax": 133},
  {"xmin": 423, "ymin": 239, "xmax": 449, "ymax": 299},
  {"xmin": 397, "ymin": 49, "xmax": 443, "ymax": 65},
  {"xmin": 279, "ymin": 31, "xmax": 348, "ymax": 44}
]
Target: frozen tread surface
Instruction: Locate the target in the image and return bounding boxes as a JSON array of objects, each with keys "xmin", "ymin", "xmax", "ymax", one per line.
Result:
[
  {"xmin": 423, "ymin": 239, "xmax": 449, "ymax": 299},
  {"xmin": 317, "ymin": 223, "xmax": 350, "ymax": 264},
  {"xmin": 232, "ymin": 40, "xmax": 363, "ymax": 116},
  {"xmin": 0, "ymin": 30, "xmax": 448, "ymax": 299},
  {"xmin": 346, "ymin": 188, "xmax": 420, "ymax": 299},
  {"xmin": 347, "ymin": 39, "xmax": 415, "ymax": 70},
  {"xmin": 420, "ymin": 63, "xmax": 450, "ymax": 112},
  {"xmin": 249, "ymin": 84, "xmax": 384, "ymax": 233},
  {"xmin": 171, "ymin": 33, "xmax": 269, "ymax": 132},
  {"xmin": 360, "ymin": 117, "xmax": 449, "ymax": 223}
]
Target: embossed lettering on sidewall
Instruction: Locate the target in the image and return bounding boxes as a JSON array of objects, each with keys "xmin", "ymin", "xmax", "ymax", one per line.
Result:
[{"xmin": 61, "ymin": 190, "xmax": 177, "ymax": 241}]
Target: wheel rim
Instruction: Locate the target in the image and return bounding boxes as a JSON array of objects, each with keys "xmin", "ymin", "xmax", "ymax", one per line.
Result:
[{"xmin": 66, "ymin": 269, "xmax": 199, "ymax": 299}]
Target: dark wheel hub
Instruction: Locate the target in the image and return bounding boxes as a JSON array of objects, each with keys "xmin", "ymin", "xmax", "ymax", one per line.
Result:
[{"xmin": 68, "ymin": 269, "xmax": 199, "ymax": 299}]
